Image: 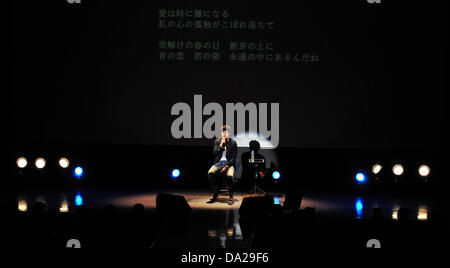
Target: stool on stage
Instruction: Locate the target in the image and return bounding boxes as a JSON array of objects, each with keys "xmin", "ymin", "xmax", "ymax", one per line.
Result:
[{"xmin": 213, "ymin": 171, "xmax": 235, "ymax": 198}]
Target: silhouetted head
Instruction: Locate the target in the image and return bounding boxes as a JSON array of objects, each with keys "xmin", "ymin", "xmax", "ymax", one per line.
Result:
[
  {"xmin": 372, "ymin": 207, "xmax": 384, "ymax": 222},
  {"xmin": 132, "ymin": 203, "xmax": 145, "ymax": 215},
  {"xmin": 31, "ymin": 202, "xmax": 46, "ymax": 217},
  {"xmin": 104, "ymin": 204, "xmax": 116, "ymax": 215},
  {"xmin": 249, "ymin": 140, "xmax": 260, "ymax": 152},
  {"xmin": 429, "ymin": 210, "xmax": 442, "ymax": 223},
  {"xmin": 6, "ymin": 200, "xmax": 18, "ymax": 215},
  {"xmin": 303, "ymin": 207, "xmax": 317, "ymax": 219},
  {"xmin": 272, "ymin": 204, "xmax": 283, "ymax": 215},
  {"xmin": 397, "ymin": 207, "xmax": 410, "ymax": 222},
  {"xmin": 75, "ymin": 205, "xmax": 88, "ymax": 216}
]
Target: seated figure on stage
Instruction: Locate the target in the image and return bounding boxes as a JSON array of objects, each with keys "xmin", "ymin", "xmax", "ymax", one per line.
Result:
[{"xmin": 207, "ymin": 125, "xmax": 237, "ymax": 205}]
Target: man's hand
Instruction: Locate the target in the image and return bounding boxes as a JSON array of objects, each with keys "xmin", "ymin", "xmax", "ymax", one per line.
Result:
[
  {"xmin": 220, "ymin": 137, "xmax": 227, "ymax": 148},
  {"xmin": 221, "ymin": 165, "xmax": 229, "ymax": 173}
]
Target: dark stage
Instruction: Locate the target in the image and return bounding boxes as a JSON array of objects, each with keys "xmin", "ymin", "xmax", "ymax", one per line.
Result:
[
  {"xmin": 6, "ymin": 0, "xmax": 448, "ymax": 253},
  {"xmin": 8, "ymin": 188, "xmax": 440, "ymax": 219},
  {"xmin": 2, "ymin": 185, "xmax": 447, "ymax": 248}
]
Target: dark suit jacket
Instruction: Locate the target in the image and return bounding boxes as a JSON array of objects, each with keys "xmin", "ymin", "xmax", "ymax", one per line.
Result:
[{"xmin": 212, "ymin": 138, "xmax": 238, "ymax": 167}]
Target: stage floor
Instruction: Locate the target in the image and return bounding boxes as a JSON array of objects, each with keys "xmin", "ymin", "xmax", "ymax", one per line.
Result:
[
  {"xmin": 8, "ymin": 188, "xmax": 439, "ymax": 218},
  {"xmin": 3, "ymin": 187, "xmax": 443, "ymax": 248}
]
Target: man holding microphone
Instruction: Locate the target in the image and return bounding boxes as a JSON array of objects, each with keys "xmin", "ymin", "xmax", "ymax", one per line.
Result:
[{"xmin": 207, "ymin": 125, "xmax": 238, "ymax": 205}]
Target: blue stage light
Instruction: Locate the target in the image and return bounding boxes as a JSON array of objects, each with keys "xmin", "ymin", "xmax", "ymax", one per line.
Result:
[
  {"xmin": 355, "ymin": 198, "xmax": 364, "ymax": 219},
  {"xmin": 272, "ymin": 171, "xmax": 281, "ymax": 180},
  {"xmin": 274, "ymin": 195, "xmax": 282, "ymax": 205},
  {"xmin": 171, "ymin": 169, "xmax": 180, "ymax": 179},
  {"xmin": 356, "ymin": 172, "xmax": 366, "ymax": 183},
  {"xmin": 74, "ymin": 167, "xmax": 84, "ymax": 178},
  {"xmin": 75, "ymin": 194, "xmax": 83, "ymax": 206}
]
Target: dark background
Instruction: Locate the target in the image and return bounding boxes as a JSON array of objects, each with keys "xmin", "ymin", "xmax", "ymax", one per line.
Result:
[
  {"xmin": 6, "ymin": 0, "xmax": 447, "ymax": 189},
  {"xmin": 8, "ymin": 0, "xmax": 447, "ymax": 149}
]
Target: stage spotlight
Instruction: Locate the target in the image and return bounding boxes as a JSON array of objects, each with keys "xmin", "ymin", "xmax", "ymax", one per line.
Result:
[
  {"xmin": 274, "ymin": 195, "xmax": 282, "ymax": 205},
  {"xmin": 208, "ymin": 230, "xmax": 217, "ymax": 238},
  {"xmin": 392, "ymin": 209, "xmax": 398, "ymax": 220},
  {"xmin": 35, "ymin": 158, "xmax": 47, "ymax": 170},
  {"xmin": 59, "ymin": 201, "xmax": 69, "ymax": 213},
  {"xmin": 272, "ymin": 171, "xmax": 281, "ymax": 180},
  {"xmin": 58, "ymin": 157, "xmax": 70, "ymax": 169},
  {"xmin": 392, "ymin": 164, "xmax": 404, "ymax": 176},
  {"xmin": 74, "ymin": 167, "xmax": 84, "ymax": 178},
  {"xmin": 18, "ymin": 200, "xmax": 28, "ymax": 212},
  {"xmin": 355, "ymin": 198, "xmax": 364, "ymax": 219},
  {"xmin": 355, "ymin": 172, "xmax": 366, "ymax": 183},
  {"xmin": 372, "ymin": 164, "xmax": 382, "ymax": 175},
  {"xmin": 75, "ymin": 194, "xmax": 84, "ymax": 206},
  {"xmin": 418, "ymin": 165, "xmax": 430, "ymax": 177},
  {"xmin": 171, "ymin": 169, "xmax": 181, "ymax": 179},
  {"xmin": 226, "ymin": 228, "xmax": 235, "ymax": 237},
  {"xmin": 417, "ymin": 207, "xmax": 428, "ymax": 221},
  {"xmin": 16, "ymin": 157, "xmax": 28, "ymax": 169}
]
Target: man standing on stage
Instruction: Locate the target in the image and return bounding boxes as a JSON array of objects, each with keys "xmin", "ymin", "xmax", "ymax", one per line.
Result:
[{"xmin": 207, "ymin": 125, "xmax": 238, "ymax": 205}]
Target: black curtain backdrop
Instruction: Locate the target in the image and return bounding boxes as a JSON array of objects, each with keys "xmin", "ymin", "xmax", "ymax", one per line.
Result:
[{"xmin": 9, "ymin": 0, "xmax": 447, "ymax": 150}]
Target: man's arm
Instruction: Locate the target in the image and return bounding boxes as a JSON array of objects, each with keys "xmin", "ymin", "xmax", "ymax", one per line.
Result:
[{"xmin": 213, "ymin": 139, "xmax": 224, "ymax": 156}]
